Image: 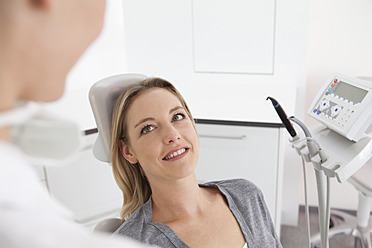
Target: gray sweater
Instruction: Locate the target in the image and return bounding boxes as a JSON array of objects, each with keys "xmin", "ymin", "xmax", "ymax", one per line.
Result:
[{"xmin": 113, "ymin": 179, "xmax": 282, "ymax": 248}]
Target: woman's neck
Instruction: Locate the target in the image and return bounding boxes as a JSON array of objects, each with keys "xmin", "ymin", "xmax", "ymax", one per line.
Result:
[{"xmin": 150, "ymin": 175, "xmax": 213, "ymax": 222}]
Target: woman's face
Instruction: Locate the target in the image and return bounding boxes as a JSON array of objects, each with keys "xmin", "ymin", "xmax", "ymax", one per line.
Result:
[{"xmin": 120, "ymin": 88, "xmax": 199, "ymax": 183}]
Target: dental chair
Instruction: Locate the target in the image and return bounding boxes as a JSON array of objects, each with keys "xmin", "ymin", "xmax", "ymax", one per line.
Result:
[
  {"xmin": 88, "ymin": 73, "xmax": 149, "ymax": 233},
  {"xmin": 310, "ymin": 162, "xmax": 372, "ymax": 248}
]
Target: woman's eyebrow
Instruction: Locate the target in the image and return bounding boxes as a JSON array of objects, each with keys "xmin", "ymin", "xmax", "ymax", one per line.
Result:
[
  {"xmin": 169, "ymin": 106, "xmax": 183, "ymax": 114},
  {"xmin": 134, "ymin": 117, "xmax": 155, "ymax": 128},
  {"xmin": 134, "ymin": 106, "xmax": 183, "ymax": 128}
]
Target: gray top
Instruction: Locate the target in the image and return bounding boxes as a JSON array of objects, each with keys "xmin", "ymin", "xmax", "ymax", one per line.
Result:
[{"xmin": 113, "ymin": 178, "xmax": 282, "ymax": 248}]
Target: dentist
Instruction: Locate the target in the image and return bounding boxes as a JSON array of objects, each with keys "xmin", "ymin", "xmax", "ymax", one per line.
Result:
[{"xmin": 0, "ymin": 1, "xmax": 151, "ymax": 247}]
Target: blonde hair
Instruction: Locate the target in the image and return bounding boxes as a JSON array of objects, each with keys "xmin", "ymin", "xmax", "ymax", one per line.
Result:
[{"xmin": 110, "ymin": 77, "xmax": 195, "ymax": 221}]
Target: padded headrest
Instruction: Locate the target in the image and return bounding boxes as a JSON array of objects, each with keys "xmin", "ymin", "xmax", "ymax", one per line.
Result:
[{"xmin": 89, "ymin": 74, "xmax": 149, "ymax": 163}]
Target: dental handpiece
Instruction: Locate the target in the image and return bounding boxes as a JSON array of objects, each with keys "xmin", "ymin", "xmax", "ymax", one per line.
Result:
[{"xmin": 266, "ymin": 96, "xmax": 297, "ymax": 137}]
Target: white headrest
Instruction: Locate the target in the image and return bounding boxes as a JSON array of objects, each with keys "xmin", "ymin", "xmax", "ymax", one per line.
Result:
[{"xmin": 89, "ymin": 74, "xmax": 148, "ymax": 163}]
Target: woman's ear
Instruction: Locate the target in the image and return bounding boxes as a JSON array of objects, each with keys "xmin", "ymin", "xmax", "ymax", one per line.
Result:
[{"xmin": 119, "ymin": 140, "xmax": 138, "ymax": 164}]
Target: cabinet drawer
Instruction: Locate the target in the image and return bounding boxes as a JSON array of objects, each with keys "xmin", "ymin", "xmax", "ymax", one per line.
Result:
[{"xmin": 195, "ymin": 123, "xmax": 280, "ymax": 223}]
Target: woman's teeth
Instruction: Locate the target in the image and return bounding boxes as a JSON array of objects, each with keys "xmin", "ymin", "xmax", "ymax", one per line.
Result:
[{"xmin": 164, "ymin": 148, "xmax": 186, "ymax": 160}]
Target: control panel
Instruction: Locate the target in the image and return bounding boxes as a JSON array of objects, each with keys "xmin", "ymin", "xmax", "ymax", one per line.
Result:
[{"xmin": 308, "ymin": 73, "xmax": 372, "ymax": 141}]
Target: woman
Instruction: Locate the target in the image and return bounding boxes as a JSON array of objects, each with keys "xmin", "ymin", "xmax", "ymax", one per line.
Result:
[{"xmin": 111, "ymin": 77, "xmax": 282, "ymax": 248}]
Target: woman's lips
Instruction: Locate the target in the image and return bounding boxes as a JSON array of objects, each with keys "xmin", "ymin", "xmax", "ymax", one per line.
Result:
[{"xmin": 163, "ymin": 147, "xmax": 189, "ymax": 160}]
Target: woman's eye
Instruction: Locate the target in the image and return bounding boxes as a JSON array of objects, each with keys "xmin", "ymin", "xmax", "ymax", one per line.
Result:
[
  {"xmin": 172, "ymin": 113, "xmax": 185, "ymax": 121},
  {"xmin": 141, "ymin": 125, "xmax": 155, "ymax": 134}
]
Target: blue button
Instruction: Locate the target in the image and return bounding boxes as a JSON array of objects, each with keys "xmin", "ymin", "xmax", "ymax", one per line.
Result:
[
  {"xmin": 335, "ymin": 108, "xmax": 338, "ymax": 112},
  {"xmin": 313, "ymin": 109, "xmax": 317, "ymax": 113},
  {"xmin": 317, "ymin": 110, "xmax": 321, "ymax": 115}
]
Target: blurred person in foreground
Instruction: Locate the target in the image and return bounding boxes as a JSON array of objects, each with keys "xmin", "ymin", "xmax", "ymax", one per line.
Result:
[{"xmin": 0, "ymin": 1, "xmax": 154, "ymax": 247}]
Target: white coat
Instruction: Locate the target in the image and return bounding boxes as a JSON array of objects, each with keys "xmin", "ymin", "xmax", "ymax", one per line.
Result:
[{"xmin": 0, "ymin": 140, "xmax": 151, "ymax": 248}]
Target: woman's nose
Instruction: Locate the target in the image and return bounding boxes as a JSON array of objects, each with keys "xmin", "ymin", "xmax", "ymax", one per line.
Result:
[{"xmin": 163, "ymin": 124, "xmax": 181, "ymax": 144}]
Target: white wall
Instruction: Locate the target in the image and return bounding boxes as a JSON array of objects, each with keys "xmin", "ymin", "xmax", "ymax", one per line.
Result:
[{"xmin": 300, "ymin": 0, "xmax": 372, "ymax": 211}]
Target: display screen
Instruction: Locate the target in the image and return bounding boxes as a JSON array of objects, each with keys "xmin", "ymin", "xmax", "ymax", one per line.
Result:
[{"xmin": 332, "ymin": 81, "xmax": 368, "ymax": 103}]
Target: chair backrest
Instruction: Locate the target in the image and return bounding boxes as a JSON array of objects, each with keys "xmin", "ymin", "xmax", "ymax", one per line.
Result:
[
  {"xmin": 93, "ymin": 217, "xmax": 122, "ymax": 234},
  {"xmin": 89, "ymin": 74, "xmax": 148, "ymax": 163}
]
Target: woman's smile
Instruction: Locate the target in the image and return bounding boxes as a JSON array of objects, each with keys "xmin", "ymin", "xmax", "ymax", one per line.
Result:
[{"xmin": 163, "ymin": 147, "xmax": 190, "ymax": 161}]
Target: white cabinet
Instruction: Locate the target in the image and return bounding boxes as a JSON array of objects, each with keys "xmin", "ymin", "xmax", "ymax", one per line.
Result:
[
  {"xmin": 192, "ymin": 0, "xmax": 275, "ymax": 74},
  {"xmin": 195, "ymin": 120, "xmax": 285, "ymax": 233}
]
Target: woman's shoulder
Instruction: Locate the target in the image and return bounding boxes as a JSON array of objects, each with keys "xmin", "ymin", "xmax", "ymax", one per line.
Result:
[
  {"xmin": 113, "ymin": 199, "xmax": 174, "ymax": 246},
  {"xmin": 201, "ymin": 178, "xmax": 265, "ymax": 208},
  {"xmin": 113, "ymin": 203, "xmax": 183, "ymax": 247},
  {"xmin": 202, "ymin": 178, "xmax": 262, "ymax": 195},
  {"xmin": 114, "ymin": 201, "xmax": 153, "ymax": 238}
]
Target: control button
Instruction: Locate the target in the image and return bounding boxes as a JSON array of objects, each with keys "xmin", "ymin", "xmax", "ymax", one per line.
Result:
[
  {"xmin": 334, "ymin": 79, "xmax": 338, "ymax": 83},
  {"xmin": 331, "ymin": 83, "xmax": 335, "ymax": 87},
  {"xmin": 317, "ymin": 110, "xmax": 321, "ymax": 115},
  {"xmin": 331, "ymin": 105, "xmax": 341, "ymax": 117},
  {"xmin": 319, "ymin": 99, "xmax": 330, "ymax": 110},
  {"xmin": 328, "ymin": 88, "xmax": 333, "ymax": 92},
  {"xmin": 313, "ymin": 109, "xmax": 317, "ymax": 113}
]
